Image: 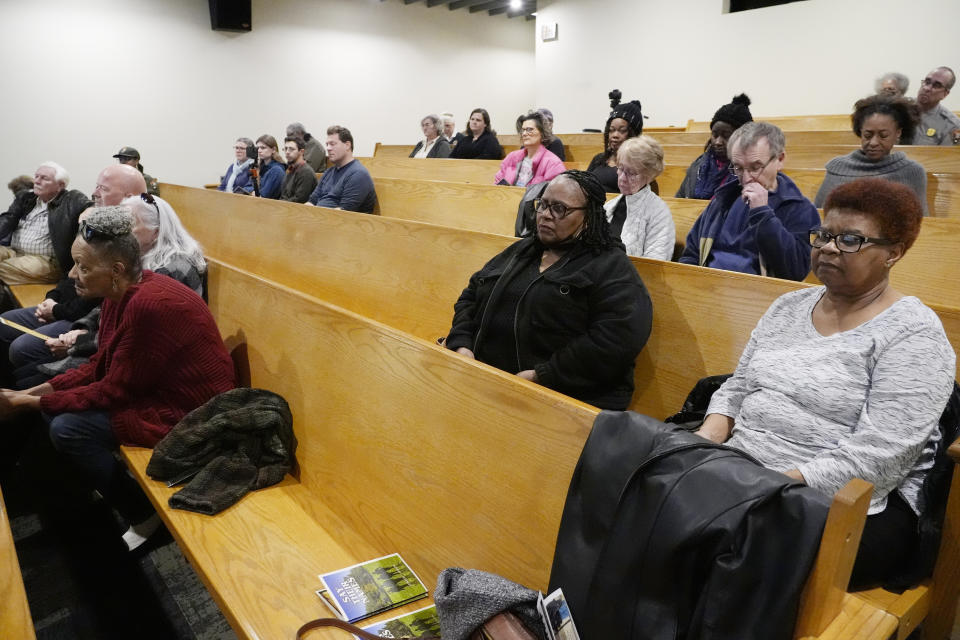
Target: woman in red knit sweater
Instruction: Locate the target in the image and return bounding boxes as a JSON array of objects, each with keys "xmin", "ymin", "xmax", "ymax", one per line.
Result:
[{"xmin": 0, "ymin": 206, "xmax": 236, "ymax": 549}]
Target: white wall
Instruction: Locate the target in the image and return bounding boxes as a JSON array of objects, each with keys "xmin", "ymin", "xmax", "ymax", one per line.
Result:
[
  {"xmin": 535, "ymin": 0, "xmax": 960, "ymax": 132},
  {"xmin": 0, "ymin": 0, "xmax": 535, "ymax": 208}
]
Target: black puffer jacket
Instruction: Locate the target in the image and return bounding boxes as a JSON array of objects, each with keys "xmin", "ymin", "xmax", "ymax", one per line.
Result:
[
  {"xmin": 549, "ymin": 412, "xmax": 830, "ymax": 640},
  {"xmin": 445, "ymin": 236, "xmax": 651, "ymax": 410},
  {"xmin": 0, "ymin": 188, "xmax": 91, "ymax": 273}
]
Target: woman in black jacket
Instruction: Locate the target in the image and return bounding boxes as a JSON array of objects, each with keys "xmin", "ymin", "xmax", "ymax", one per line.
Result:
[
  {"xmin": 448, "ymin": 108, "xmax": 503, "ymax": 160},
  {"xmin": 445, "ymin": 170, "xmax": 652, "ymax": 410}
]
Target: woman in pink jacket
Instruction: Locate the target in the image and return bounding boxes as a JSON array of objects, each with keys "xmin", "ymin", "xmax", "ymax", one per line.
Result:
[{"xmin": 494, "ymin": 112, "xmax": 565, "ymax": 187}]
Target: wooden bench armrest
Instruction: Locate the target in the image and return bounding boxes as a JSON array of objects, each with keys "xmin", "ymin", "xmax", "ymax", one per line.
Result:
[
  {"xmin": 947, "ymin": 435, "xmax": 960, "ymax": 463},
  {"xmin": 794, "ymin": 478, "xmax": 873, "ymax": 638}
]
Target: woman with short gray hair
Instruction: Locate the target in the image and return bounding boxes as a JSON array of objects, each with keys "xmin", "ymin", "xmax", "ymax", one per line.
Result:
[
  {"xmin": 410, "ymin": 114, "xmax": 452, "ymax": 158},
  {"xmin": 603, "ymin": 136, "xmax": 675, "ymax": 260}
]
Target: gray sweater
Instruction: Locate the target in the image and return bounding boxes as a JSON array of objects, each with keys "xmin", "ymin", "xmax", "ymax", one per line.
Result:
[
  {"xmin": 708, "ymin": 287, "xmax": 955, "ymax": 515},
  {"xmin": 814, "ymin": 150, "xmax": 929, "ymax": 215}
]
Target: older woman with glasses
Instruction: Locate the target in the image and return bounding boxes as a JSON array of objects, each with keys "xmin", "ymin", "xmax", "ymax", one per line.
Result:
[
  {"xmin": 445, "ymin": 170, "xmax": 652, "ymax": 410},
  {"xmin": 603, "ymin": 136, "xmax": 674, "ymax": 260},
  {"xmin": 697, "ymin": 177, "xmax": 955, "ymax": 588},
  {"xmin": 217, "ymin": 137, "xmax": 255, "ymax": 194},
  {"xmin": 494, "ymin": 111, "xmax": 565, "ymax": 187},
  {"xmin": 410, "ymin": 114, "xmax": 452, "ymax": 159},
  {"xmin": 0, "ymin": 207, "xmax": 235, "ymax": 550}
]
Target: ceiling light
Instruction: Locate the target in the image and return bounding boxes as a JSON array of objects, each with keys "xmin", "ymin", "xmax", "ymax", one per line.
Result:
[{"xmin": 510, "ymin": 0, "xmax": 522, "ymax": 9}]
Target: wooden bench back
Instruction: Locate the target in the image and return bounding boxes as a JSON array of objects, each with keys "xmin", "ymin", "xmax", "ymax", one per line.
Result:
[
  {"xmin": 160, "ymin": 184, "xmax": 960, "ymax": 421},
  {"xmin": 206, "ymin": 259, "xmax": 599, "ymax": 591},
  {"xmin": 688, "ymin": 114, "xmax": 855, "ymax": 132}
]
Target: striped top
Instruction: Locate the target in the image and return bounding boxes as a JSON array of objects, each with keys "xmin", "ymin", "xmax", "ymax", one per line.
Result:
[{"xmin": 709, "ymin": 286, "xmax": 956, "ymax": 515}]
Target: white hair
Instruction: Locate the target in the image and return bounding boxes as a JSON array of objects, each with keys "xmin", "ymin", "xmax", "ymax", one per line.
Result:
[
  {"xmin": 121, "ymin": 195, "xmax": 206, "ymax": 274},
  {"xmin": 440, "ymin": 112, "xmax": 455, "ymax": 124},
  {"xmin": 37, "ymin": 161, "xmax": 69, "ymax": 188}
]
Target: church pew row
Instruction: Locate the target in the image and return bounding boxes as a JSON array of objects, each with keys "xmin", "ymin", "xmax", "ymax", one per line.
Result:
[
  {"xmin": 687, "ymin": 112, "xmax": 960, "ymax": 132},
  {"xmin": 159, "ymin": 184, "xmax": 960, "ymax": 419},
  {"xmin": 496, "ymin": 130, "xmax": 864, "ymax": 147},
  {"xmin": 374, "ymin": 142, "xmax": 960, "ymax": 174},
  {"xmin": 367, "ymin": 176, "xmax": 960, "ymax": 310},
  {"xmin": 357, "ymin": 157, "xmax": 960, "ymax": 219},
  {"xmin": 151, "ymin": 186, "xmax": 960, "ymax": 639},
  {"xmin": 117, "ymin": 259, "xmax": 903, "ymax": 640},
  {"xmin": 1, "ymin": 485, "xmax": 36, "ymax": 640}
]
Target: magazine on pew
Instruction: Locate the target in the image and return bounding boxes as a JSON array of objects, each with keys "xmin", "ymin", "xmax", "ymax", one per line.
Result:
[
  {"xmin": 317, "ymin": 553, "xmax": 429, "ymax": 623},
  {"xmin": 354, "ymin": 604, "xmax": 440, "ymax": 639},
  {"xmin": 537, "ymin": 588, "xmax": 581, "ymax": 640}
]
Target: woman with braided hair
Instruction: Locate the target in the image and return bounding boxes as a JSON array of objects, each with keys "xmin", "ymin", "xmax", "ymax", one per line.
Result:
[{"xmin": 445, "ymin": 170, "xmax": 652, "ymax": 410}]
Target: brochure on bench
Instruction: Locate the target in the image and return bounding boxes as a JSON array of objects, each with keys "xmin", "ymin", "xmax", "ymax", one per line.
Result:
[
  {"xmin": 317, "ymin": 553, "xmax": 428, "ymax": 623},
  {"xmin": 355, "ymin": 604, "xmax": 440, "ymax": 639},
  {"xmin": 537, "ymin": 588, "xmax": 581, "ymax": 640}
]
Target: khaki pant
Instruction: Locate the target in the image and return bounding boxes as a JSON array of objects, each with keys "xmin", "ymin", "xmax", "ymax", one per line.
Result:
[{"xmin": 0, "ymin": 247, "xmax": 61, "ymax": 285}]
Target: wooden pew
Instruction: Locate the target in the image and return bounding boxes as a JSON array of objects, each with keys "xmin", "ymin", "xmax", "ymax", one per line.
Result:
[
  {"xmin": 358, "ymin": 156, "xmax": 959, "ymax": 219},
  {"xmin": 657, "ymin": 165, "xmax": 960, "ymax": 219},
  {"xmin": 117, "ymin": 259, "xmax": 906, "ymax": 640},
  {"xmin": 8, "ymin": 285, "xmax": 50, "ymax": 310},
  {"xmin": 1, "ymin": 485, "xmax": 36, "ymax": 640},
  {"xmin": 366, "ymin": 176, "xmax": 960, "ymax": 310},
  {"xmin": 160, "ymin": 184, "xmax": 960, "ymax": 415},
  {"xmin": 160, "ymin": 185, "xmax": 960, "ymax": 637},
  {"xmin": 688, "ymin": 114, "xmax": 855, "ymax": 132},
  {"xmin": 122, "ymin": 258, "xmax": 599, "ymax": 638},
  {"xmin": 656, "ymin": 145, "xmax": 960, "ymax": 174}
]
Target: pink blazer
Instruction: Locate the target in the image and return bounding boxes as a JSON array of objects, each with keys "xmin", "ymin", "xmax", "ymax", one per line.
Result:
[{"xmin": 494, "ymin": 145, "xmax": 565, "ymax": 187}]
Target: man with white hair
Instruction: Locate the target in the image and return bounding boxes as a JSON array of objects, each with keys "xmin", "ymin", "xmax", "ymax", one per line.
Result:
[
  {"xmin": 441, "ymin": 112, "xmax": 465, "ymax": 149},
  {"xmin": 0, "ymin": 162, "xmax": 90, "ymax": 284},
  {"xmin": 285, "ymin": 121, "xmax": 326, "ymax": 172}
]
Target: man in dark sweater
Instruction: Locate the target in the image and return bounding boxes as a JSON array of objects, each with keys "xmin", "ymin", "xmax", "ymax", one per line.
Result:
[
  {"xmin": 307, "ymin": 126, "xmax": 378, "ymax": 214},
  {"xmin": 280, "ymin": 136, "xmax": 318, "ymax": 203}
]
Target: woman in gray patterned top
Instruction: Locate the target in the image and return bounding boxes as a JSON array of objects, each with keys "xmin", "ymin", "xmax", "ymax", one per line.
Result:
[{"xmin": 698, "ymin": 177, "xmax": 955, "ymax": 588}]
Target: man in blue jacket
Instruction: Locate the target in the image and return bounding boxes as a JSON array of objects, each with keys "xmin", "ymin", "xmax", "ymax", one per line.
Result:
[
  {"xmin": 679, "ymin": 122, "xmax": 819, "ymax": 281},
  {"xmin": 307, "ymin": 126, "xmax": 377, "ymax": 214}
]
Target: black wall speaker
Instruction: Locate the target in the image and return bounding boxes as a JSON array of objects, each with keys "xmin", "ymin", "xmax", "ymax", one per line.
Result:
[{"xmin": 209, "ymin": 0, "xmax": 251, "ymax": 32}]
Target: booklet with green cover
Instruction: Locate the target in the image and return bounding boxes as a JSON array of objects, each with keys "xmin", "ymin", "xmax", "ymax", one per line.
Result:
[
  {"xmin": 318, "ymin": 553, "xmax": 429, "ymax": 623},
  {"xmin": 357, "ymin": 604, "xmax": 440, "ymax": 639}
]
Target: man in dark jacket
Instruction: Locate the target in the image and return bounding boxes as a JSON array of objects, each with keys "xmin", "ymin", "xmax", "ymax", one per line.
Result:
[
  {"xmin": 0, "ymin": 162, "xmax": 91, "ymax": 284},
  {"xmin": 679, "ymin": 121, "xmax": 820, "ymax": 281}
]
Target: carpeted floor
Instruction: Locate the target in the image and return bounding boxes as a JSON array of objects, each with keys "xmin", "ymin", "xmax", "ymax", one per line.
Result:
[{"xmin": 3, "ymin": 417, "xmax": 236, "ymax": 640}]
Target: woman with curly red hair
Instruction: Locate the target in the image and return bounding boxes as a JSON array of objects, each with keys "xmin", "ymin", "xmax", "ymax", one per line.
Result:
[{"xmin": 697, "ymin": 177, "xmax": 955, "ymax": 588}]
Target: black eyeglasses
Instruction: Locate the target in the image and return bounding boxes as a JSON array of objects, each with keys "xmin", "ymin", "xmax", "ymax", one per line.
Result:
[
  {"xmin": 809, "ymin": 227, "xmax": 895, "ymax": 253},
  {"xmin": 533, "ymin": 198, "xmax": 586, "ymax": 220},
  {"xmin": 79, "ymin": 219, "xmax": 119, "ymax": 241}
]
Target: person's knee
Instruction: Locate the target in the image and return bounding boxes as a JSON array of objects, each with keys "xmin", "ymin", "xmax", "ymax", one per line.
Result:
[
  {"xmin": 47, "ymin": 414, "xmax": 77, "ymax": 453},
  {"xmin": 9, "ymin": 334, "xmax": 44, "ymax": 368}
]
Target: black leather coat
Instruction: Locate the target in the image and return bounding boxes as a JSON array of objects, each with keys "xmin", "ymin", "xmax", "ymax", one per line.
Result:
[{"xmin": 549, "ymin": 412, "xmax": 830, "ymax": 640}]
